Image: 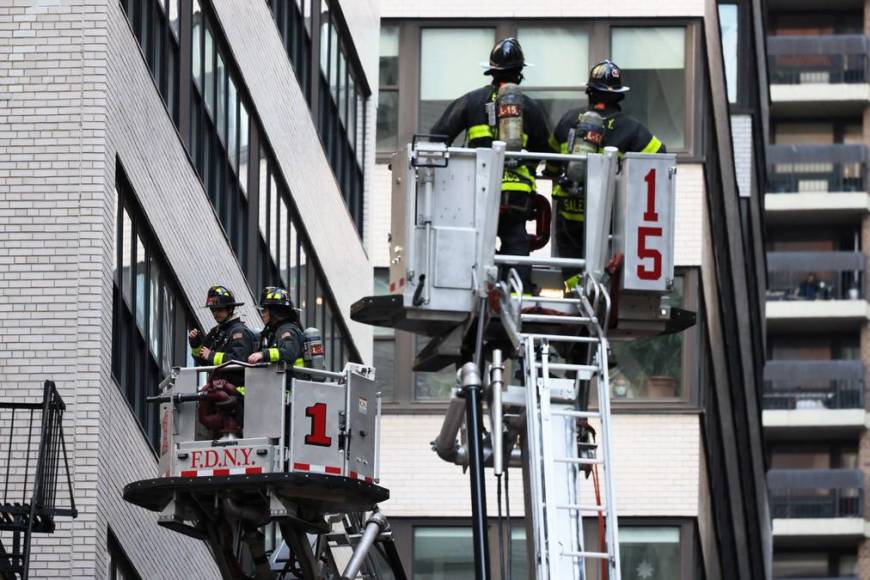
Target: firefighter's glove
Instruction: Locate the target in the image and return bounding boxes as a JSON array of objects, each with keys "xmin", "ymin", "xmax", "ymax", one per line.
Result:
[{"xmin": 188, "ymin": 328, "xmax": 203, "ymax": 348}]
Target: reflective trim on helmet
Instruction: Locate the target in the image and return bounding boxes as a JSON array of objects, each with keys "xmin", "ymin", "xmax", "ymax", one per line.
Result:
[
  {"xmin": 468, "ymin": 124, "xmax": 494, "ymax": 141},
  {"xmin": 640, "ymin": 136, "xmax": 663, "ymax": 154},
  {"xmin": 213, "ymin": 352, "xmax": 224, "ymax": 366},
  {"xmin": 268, "ymin": 348, "xmax": 280, "ymax": 363}
]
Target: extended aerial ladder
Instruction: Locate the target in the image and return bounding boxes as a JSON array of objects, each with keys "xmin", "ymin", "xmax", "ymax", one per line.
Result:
[{"xmin": 351, "ymin": 138, "xmax": 694, "ymax": 579}]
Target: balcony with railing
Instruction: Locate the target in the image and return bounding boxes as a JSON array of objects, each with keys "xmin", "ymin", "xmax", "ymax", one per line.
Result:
[
  {"xmin": 767, "ymin": 144, "xmax": 867, "ymax": 195},
  {"xmin": 769, "ymin": 35, "xmax": 870, "ymax": 85},
  {"xmin": 763, "ymin": 360, "xmax": 865, "ymax": 411},
  {"xmin": 767, "ymin": 252, "xmax": 865, "ymax": 301},
  {"xmin": 768, "ymin": 469, "xmax": 864, "ymax": 540}
]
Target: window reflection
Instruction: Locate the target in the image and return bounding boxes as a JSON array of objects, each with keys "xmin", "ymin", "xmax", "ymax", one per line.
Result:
[
  {"xmin": 419, "ymin": 28, "xmax": 495, "ymax": 138},
  {"xmin": 610, "ymin": 275, "xmax": 685, "ymax": 400},
  {"xmin": 517, "ymin": 26, "xmax": 589, "ymax": 128},
  {"xmin": 611, "ymin": 27, "xmax": 687, "ymax": 149}
]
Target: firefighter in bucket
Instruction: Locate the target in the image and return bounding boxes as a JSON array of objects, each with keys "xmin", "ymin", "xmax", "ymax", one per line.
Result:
[
  {"xmin": 247, "ymin": 287, "xmax": 307, "ymax": 370},
  {"xmin": 188, "ymin": 285, "xmax": 257, "ymax": 440}
]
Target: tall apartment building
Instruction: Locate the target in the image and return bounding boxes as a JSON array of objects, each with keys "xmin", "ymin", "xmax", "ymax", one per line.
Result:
[
  {"xmin": 370, "ymin": 0, "xmax": 771, "ymax": 578},
  {"xmin": 0, "ymin": 0, "xmax": 377, "ymax": 577},
  {"xmin": 764, "ymin": 1, "xmax": 870, "ymax": 578}
]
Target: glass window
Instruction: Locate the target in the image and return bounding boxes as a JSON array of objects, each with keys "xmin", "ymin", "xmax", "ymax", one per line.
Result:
[
  {"xmin": 373, "ymin": 269, "xmax": 396, "ymax": 400},
  {"xmin": 288, "ymin": 221, "xmax": 298, "ymax": 303},
  {"xmin": 419, "ymin": 28, "xmax": 495, "ymax": 136},
  {"xmin": 228, "ymin": 78, "xmax": 238, "ymax": 170},
  {"xmin": 204, "ymin": 25, "xmax": 215, "ymax": 116},
  {"xmin": 772, "ymin": 553, "xmax": 829, "ymax": 578},
  {"xmin": 619, "ymin": 527, "xmax": 681, "ymax": 580},
  {"xmin": 611, "ymin": 27, "xmax": 686, "ymax": 149},
  {"xmin": 319, "ymin": 13, "xmax": 330, "ymax": 78},
  {"xmin": 279, "ymin": 197, "xmax": 289, "ymax": 285},
  {"xmin": 719, "ymin": 4, "xmax": 738, "ymax": 103},
  {"xmin": 216, "ymin": 53, "xmax": 227, "ymax": 142},
  {"xmin": 517, "ymin": 26, "xmax": 589, "ymax": 128},
  {"xmin": 121, "ymin": 208, "xmax": 133, "ymax": 307},
  {"xmin": 323, "ymin": 305, "xmax": 334, "ymax": 369},
  {"xmin": 161, "ymin": 285, "xmax": 174, "ymax": 373},
  {"xmin": 192, "ymin": 2, "xmax": 202, "ymax": 90},
  {"xmin": 148, "ymin": 256, "xmax": 161, "ymax": 357},
  {"xmin": 414, "ymin": 335, "xmax": 456, "ymax": 401},
  {"xmin": 269, "ymin": 173, "xmax": 279, "ymax": 262},
  {"xmin": 258, "ymin": 149, "xmax": 268, "ymax": 237},
  {"xmin": 380, "ymin": 26, "xmax": 399, "ymax": 86},
  {"xmin": 135, "ymin": 234, "xmax": 147, "ymax": 333},
  {"xmin": 377, "ymin": 91, "xmax": 399, "ymax": 153},
  {"xmin": 298, "ymin": 245, "xmax": 308, "ymax": 324},
  {"xmin": 413, "ymin": 527, "xmax": 474, "ymax": 578},
  {"xmin": 330, "ymin": 22, "xmax": 340, "ymax": 100},
  {"xmin": 239, "ymin": 103, "xmax": 249, "ymax": 193},
  {"xmin": 610, "ymin": 276, "xmax": 685, "ymax": 400},
  {"xmin": 167, "ymin": 0, "xmax": 179, "ymax": 39},
  {"xmin": 348, "ymin": 76, "xmax": 357, "ymax": 150},
  {"xmin": 338, "ymin": 54, "xmax": 348, "ymax": 127}
]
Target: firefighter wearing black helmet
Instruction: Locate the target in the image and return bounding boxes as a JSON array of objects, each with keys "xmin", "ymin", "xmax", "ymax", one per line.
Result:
[
  {"xmin": 188, "ymin": 285, "xmax": 257, "ymax": 383},
  {"xmin": 429, "ymin": 37, "xmax": 551, "ymax": 290},
  {"xmin": 547, "ymin": 60, "xmax": 667, "ymax": 287},
  {"xmin": 247, "ymin": 287, "xmax": 306, "ymax": 369}
]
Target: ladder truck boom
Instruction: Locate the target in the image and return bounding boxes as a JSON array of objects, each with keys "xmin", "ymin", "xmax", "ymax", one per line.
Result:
[{"xmin": 352, "ymin": 138, "xmax": 694, "ymax": 580}]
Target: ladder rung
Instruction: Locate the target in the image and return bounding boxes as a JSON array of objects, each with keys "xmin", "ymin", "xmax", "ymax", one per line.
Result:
[
  {"xmin": 523, "ymin": 334, "xmax": 599, "ymax": 344},
  {"xmin": 562, "ymin": 550, "xmax": 611, "ymax": 560},
  {"xmin": 519, "ymin": 296, "xmax": 583, "ymax": 305},
  {"xmin": 555, "ymin": 457, "xmax": 604, "ymax": 465},
  {"xmin": 551, "ymin": 409, "xmax": 600, "ymax": 419},
  {"xmin": 521, "ymin": 314, "xmax": 592, "ymax": 324},
  {"xmin": 535, "ymin": 362, "xmax": 597, "ymax": 373},
  {"xmin": 494, "ymin": 255, "xmax": 586, "ymax": 269},
  {"xmin": 556, "ymin": 504, "xmax": 607, "ymax": 514}
]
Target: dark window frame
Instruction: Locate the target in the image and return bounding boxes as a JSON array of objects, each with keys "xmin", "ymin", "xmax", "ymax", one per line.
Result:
[
  {"xmin": 112, "ymin": 160, "xmax": 196, "ymax": 452},
  {"xmin": 377, "ymin": 18, "xmax": 702, "ymax": 162}
]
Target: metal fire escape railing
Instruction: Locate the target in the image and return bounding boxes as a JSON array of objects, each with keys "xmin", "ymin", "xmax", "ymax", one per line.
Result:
[{"xmin": 0, "ymin": 381, "xmax": 77, "ymax": 579}]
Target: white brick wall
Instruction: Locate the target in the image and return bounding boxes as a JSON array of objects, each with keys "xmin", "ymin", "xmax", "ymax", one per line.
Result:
[
  {"xmin": 379, "ymin": 414, "xmax": 700, "ymax": 518},
  {"xmin": 381, "ymin": 0, "xmax": 705, "ymax": 18},
  {"xmin": 674, "ymin": 163, "xmax": 704, "ymax": 267},
  {"xmin": 0, "ymin": 1, "xmax": 107, "ymax": 577},
  {"xmin": 731, "ymin": 114, "xmax": 753, "ymax": 199}
]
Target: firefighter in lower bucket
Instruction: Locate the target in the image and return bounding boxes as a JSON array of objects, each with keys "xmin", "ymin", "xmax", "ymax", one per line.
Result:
[
  {"xmin": 189, "ymin": 285, "xmax": 257, "ymax": 438},
  {"xmin": 247, "ymin": 287, "xmax": 306, "ymax": 368}
]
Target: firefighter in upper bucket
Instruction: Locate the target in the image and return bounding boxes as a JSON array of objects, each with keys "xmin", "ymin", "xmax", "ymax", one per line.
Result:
[
  {"xmin": 188, "ymin": 285, "xmax": 257, "ymax": 381},
  {"xmin": 429, "ymin": 36, "xmax": 551, "ymax": 292},
  {"xmin": 247, "ymin": 287, "xmax": 306, "ymax": 368},
  {"xmin": 547, "ymin": 59, "xmax": 667, "ymax": 288}
]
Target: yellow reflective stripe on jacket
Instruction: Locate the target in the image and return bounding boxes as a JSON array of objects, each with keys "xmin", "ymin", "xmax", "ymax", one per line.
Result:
[
  {"xmin": 548, "ymin": 134, "xmax": 560, "ymax": 153},
  {"xmin": 468, "ymin": 124, "xmax": 494, "ymax": 141},
  {"xmin": 640, "ymin": 136, "xmax": 663, "ymax": 154},
  {"xmin": 236, "ymin": 386, "xmax": 246, "ymax": 395},
  {"xmin": 268, "ymin": 348, "xmax": 280, "ymax": 363},
  {"xmin": 294, "ymin": 357, "xmax": 305, "ymax": 367},
  {"xmin": 213, "ymin": 352, "xmax": 224, "ymax": 365},
  {"xmin": 502, "ymin": 165, "xmax": 536, "ymax": 193},
  {"xmin": 467, "ymin": 125, "xmax": 528, "ymax": 147}
]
